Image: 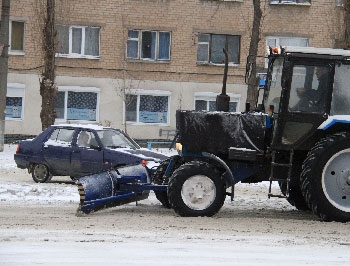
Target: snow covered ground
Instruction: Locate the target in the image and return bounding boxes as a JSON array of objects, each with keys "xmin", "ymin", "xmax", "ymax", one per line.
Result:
[{"xmin": 0, "ymin": 144, "xmax": 350, "ymax": 266}]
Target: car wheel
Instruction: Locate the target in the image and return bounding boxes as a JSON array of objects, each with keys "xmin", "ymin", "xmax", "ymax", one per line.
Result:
[
  {"xmin": 168, "ymin": 161, "xmax": 226, "ymax": 217},
  {"xmin": 32, "ymin": 163, "xmax": 52, "ymax": 183}
]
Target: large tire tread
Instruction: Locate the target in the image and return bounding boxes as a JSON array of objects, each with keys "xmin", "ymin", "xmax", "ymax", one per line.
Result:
[
  {"xmin": 300, "ymin": 132, "xmax": 350, "ymax": 222},
  {"xmin": 279, "ymin": 181, "xmax": 310, "ymax": 211},
  {"xmin": 153, "ymin": 155, "xmax": 183, "ymax": 208}
]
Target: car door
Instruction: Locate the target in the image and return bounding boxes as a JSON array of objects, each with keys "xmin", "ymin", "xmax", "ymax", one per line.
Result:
[
  {"xmin": 42, "ymin": 127, "xmax": 75, "ymax": 176},
  {"xmin": 70, "ymin": 130, "xmax": 105, "ymax": 177}
]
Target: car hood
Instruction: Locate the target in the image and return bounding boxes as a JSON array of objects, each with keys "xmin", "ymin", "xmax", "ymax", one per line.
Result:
[{"xmin": 122, "ymin": 148, "xmax": 168, "ymax": 162}]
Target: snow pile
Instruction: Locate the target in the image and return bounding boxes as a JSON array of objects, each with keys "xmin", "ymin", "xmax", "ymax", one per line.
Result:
[
  {"xmin": 0, "ymin": 182, "xmax": 79, "ymax": 203},
  {"xmin": 0, "ymin": 144, "xmax": 17, "ymax": 169}
]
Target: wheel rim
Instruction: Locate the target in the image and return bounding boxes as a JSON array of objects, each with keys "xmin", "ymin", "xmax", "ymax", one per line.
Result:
[
  {"xmin": 33, "ymin": 164, "xmax": 48, "ymax": 181},
  {"xmin": 322, "ymin": 148, "xmax": 350, "ymax": 212},
  {"xmin": 181, "ymin": 174, "xmax": 216, "ymax": 211}
]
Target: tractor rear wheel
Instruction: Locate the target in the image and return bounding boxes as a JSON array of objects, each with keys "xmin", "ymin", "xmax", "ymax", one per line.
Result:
[
  {"xmin": 300, "ymin": 132, "xmax": 350, "ymax": 222},
  {"xmin": 278, "ymin": 181, "xmax": 310, "ymax": 211},
  {"xmin": 168, "ymin": 161, "xmax": 226, "ymax": 217}
]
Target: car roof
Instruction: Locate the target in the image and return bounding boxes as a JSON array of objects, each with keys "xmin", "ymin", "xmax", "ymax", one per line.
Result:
[{"xmin": 52, "ymin": 124, "xmax": 111, "ymax": 131}]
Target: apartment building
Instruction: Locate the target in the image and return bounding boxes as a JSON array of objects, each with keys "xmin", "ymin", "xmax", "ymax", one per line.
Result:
[{"xmin": 4, "ymin": 0, "xmax": 345, "ymax": 140}]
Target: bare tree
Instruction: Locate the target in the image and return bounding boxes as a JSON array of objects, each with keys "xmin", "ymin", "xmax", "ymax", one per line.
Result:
[
  {"xmin": 113, "ymin": 61, "xmax": 143, "ymax": 133},
  {"xmin": 38, "ymin": 0, "xmax": 57, "ymax": 130},
  {"xmin": 0, "ymin": 0, "xmax": 10, "ymax": 151},
  {"xmin": 246, "ymin": 0, "xmax": 262, "ymax": 111}
]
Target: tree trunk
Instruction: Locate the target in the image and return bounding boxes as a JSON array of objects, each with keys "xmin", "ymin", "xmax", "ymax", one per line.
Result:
[
  {"xmin": 0, "ymin": 0, "xmax": 10, "ymax": 151},
  {"xmin": 343, "ymin": 0, "xmax": 350, "ymax": 49},
  {"xmin": 246, "ymin": 0, "xmax": 262, "ymax": 111},
  {"xmin": 40, "ymin": 0, "xmax": 57, "ymax": 131}
]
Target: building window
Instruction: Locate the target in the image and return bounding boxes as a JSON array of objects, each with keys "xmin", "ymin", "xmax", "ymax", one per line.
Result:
[
  {"xmin": 266, "ymin": 36, "xmax": 308, "ymax": 67},
  {"xmin": 266, "ymin": 36, "xmax": 308, "ymax": 48},
  {"xmin": 197, "ymin": 34, "xmax": 240, "ymax": 65},
  {"xmin": 6, "ymin": 83, "xmax": 24, "ymax": 120},
  {"xmin": 194, "ymin": 92, "xmax": 240, "ymax": 112},
  {"xmin": 269, "ymin": 0, "xmax": 310, "ymax": 4},
  {"xmin": 125, "ymin": 90, "xmax": 170, "ymax": 124},
  {"xmin": 0, "ymin": 21, "xmax": 25, "ymax": 53},
  {"xmin": 56, "ymin": 25, "xmax": 100, "ymax": 58},
  {"xmin": 55, "ymin": 87, "xmax": 100, "ymax": 121},
  {"xmin": 126, "ymin": 30, "xmax": 171, "ymax": 61},
  {"xmin": 10, "ymin": 21, "xmax": 24, "ymax": 52},
  {"xmin": 6, "ymin": 97, "xmax": 22, "ymax": 119}
]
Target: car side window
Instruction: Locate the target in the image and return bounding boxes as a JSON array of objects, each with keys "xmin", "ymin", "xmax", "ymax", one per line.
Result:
[{"xmin": 46, "ymin": 128, "xmax": 75, "ymax": 147}]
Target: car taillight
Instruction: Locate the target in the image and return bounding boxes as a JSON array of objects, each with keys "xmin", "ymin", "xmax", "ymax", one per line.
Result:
[{"xmin": 15, "ymin": 144, "xmax": 20, "ymax": 154}]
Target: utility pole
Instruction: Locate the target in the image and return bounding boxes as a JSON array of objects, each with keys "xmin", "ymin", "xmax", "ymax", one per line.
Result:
[{"xmin": 0, "ymin": 0, "xmax": 10, "ymax": 152}]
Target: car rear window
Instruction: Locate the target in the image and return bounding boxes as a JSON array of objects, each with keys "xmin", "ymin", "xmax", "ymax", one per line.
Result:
[{"xmin": 46, "ymin": 128, "xmax": 75, "ymax": 147}]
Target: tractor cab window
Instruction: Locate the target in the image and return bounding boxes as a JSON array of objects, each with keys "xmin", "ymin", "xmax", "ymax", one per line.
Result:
[
  {"xmin": 331, "ymin": 64, "xmax": 350, "ymax": 115},
  {"xmin": 289, "ymin": 65, "xmax": 331, "ymax": 113},
  {"xmin": 264, "ymin": 57, "xmax": 283, "ymax": 113}
]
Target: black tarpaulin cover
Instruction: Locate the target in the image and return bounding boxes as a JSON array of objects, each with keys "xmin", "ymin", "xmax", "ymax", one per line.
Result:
[{"xmin": 176, "ymin": 110, "xmax": 267, "ymax": 155}]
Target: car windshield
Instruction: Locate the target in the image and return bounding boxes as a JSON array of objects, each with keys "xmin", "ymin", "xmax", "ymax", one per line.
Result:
[
  {"xmin": 96, "ymin": 129, "xmax": 140, "ymax": 149},
  {"xmin": 263, "ymin": 57, "xmax": 283, "ymax": 113}
]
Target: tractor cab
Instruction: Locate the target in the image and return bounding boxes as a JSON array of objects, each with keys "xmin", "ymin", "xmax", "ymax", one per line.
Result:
[{"xmin": 262, "ymin": 46, "xmax": 350, "ymax": 150}]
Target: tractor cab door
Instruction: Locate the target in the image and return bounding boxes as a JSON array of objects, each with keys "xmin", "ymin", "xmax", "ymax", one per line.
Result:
[{"xmin": 270, "ymin": 59, "xmax": 334, "ymax": 150}]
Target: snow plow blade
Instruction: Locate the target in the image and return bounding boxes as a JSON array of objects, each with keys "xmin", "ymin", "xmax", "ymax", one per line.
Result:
[{"xmin": 76, "ymin": 168, "xmax": 150, "ymax": 214}]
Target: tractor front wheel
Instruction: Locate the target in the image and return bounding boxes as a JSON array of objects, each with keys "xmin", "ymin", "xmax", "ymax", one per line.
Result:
[
  {"xmin": 152, "ymin": 155, "xmax": 183, "ymax": 208},
  {"xmin": 168, "ymin": 161, "xmax": 226, "ymax": 217}
]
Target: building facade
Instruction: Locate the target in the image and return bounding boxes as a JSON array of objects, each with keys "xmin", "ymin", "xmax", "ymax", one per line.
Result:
[{"xmin": 3, "ymin": 0, "xmax": 345, "ymax": 140}]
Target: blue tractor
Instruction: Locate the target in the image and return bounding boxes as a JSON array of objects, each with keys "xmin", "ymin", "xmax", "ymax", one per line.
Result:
[{"xmin": 78, "ymin": 46, "xmax": 350, "ymax": 222}]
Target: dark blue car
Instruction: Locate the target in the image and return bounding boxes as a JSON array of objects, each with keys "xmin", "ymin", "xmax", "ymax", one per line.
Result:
[{"xmin": 14, "ymin": 124, "xmax": 167, "ymax": 183}]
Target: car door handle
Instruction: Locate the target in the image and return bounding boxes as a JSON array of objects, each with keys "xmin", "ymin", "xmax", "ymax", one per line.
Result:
[{"xmin": 72, "ymin": 150, "xmax": 81, "ymax": 153}]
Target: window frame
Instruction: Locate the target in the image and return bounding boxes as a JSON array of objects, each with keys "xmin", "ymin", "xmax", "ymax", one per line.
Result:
[
  {"xmin": 269, "ymin": 0, "xmax": 311, "ymax": 5},
  {"xmin": 197, "ymin": 33, "xmax": 241, "ymax": 66},
  {"xmin": 126, "ymin": 29, "xmax": 172, "ymax": 62},
  {"xmin": 3, "ymin": 20, "xmax": 25, "ymax": 55},
  {"xmin": 124, "ymin": 89, "xmax": 171, "ymax": 125},
  {"xmin": 56, "ymin": 25, "xmax": 101, "ymax": 59},
  {"xmin": 5, "ymin": 83, "xmax": 25, "ymax": 120},
  {"xmin": 194, "ymin": 92, "xmax": 241, "ymax": 112},
  {"xmin": 55, "ymin": 86, "xmax": 100, "ymax": 122}
]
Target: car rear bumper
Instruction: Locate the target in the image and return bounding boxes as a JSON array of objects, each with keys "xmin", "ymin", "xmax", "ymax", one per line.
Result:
[{"xmin": 14, "ymin": 154, "xmax": 29, "ymax": 169}]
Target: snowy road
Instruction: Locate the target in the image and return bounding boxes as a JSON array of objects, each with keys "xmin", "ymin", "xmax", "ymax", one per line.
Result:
[{"xmin": 0, "ymin": 145, "xmax": 350, "ymax": 265}]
